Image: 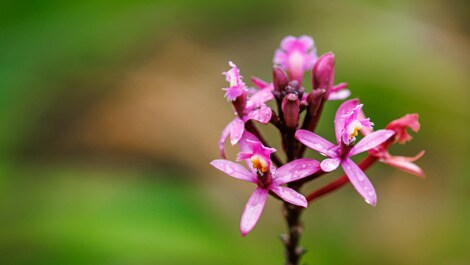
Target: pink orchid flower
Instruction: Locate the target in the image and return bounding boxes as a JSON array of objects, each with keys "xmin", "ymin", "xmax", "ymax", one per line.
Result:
[
  {"xmin": 295, "ymin": 99, "xmax": 395, "ymax": 205},
  {"xmin": 219, "ymin": 62, "xmax": 274, "ymax": 158},
  {"xmin": 211, "ymin": 136, "xmax": 320, "ymax": 236},
  {"xmin": 360, "ymin": 113, "xmax": 425, "ymax": 177},
  {"xmin": 273, "ymin": 35, "xmax": 317, "ymax": 82}
]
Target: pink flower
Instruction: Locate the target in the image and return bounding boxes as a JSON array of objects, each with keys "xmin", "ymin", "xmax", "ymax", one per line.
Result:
[
  {"xmin": 274, "ymin": 35, "xmax": 317, "ymax": 82},
  {"xmin": 218, "ymin": 64, "xmax": 275, "ymax": 158},
  {"xmin": 361, "ymin": 113, "xmax": 425, "ymax": 177},
  {"xmin": 223, "ymin": 61, "xmax": 247, "ymax": 101},
  {"xmin": 295, "ymin": 99, "xmax": 394, "ymax": 205},
  {"xmin": 211, "ymin": 137, "xmax": 320, "ymax": 236}
]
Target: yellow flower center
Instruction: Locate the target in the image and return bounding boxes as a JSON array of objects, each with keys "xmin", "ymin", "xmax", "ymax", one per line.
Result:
[
  {"xmin": 250, "ymin": 155, "xmax": 269, "ymax": 173},
  {"xmin": 347, "ymin": 121, "xmax": 362, "ymax": 140}
]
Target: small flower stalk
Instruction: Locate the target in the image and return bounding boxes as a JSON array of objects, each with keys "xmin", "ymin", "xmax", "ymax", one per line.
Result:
[{"xmin": 210, "ymin": 35, "xmax": 425, "ymax": 265}]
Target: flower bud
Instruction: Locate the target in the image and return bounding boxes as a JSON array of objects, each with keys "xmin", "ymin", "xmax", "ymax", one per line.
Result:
[
  {"xmin": 312, "ymin": 52, "xmax": 335, "ymax": 91},
  {"xmin": 282, "ymin": 93, "xmax": 300, "ymax": 129},
  {"xmin": 306, "ymin": 88, "xmax": 326, "ymax": 116},
  {"xmin": 273, "ymin": 66, "xmax": 288, "ymax": 96}
]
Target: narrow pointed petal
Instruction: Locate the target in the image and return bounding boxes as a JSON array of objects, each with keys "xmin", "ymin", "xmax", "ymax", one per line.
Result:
[
  {"xmin": 335, "ymin": 99, "xmax": 360, "ymax": 144},
  {"xmin": 381, "ymin": 151, "xmax": 425, "ymax": 177},
  {"xmin": 230, "ymin": 118, "xmax": 245, "ymax": 145},
  {"xmin": 274, "ymin": 158, "xmax": 321, "ymax": 185},
  {"xmin": 245, "ymin": 105, "xmax": 272, "ymax": 124},
  {"xmin": 240, "ymin": 187, "xmax": 268, "ymax": 236},
  {"xmin": 210, "ymin": 159, "xmax": 257, "ymax": 183},
  {"xmin": 328, "ymin": 89, "xmax": 351, "ymax": 100},
  {"xmin": 251, "ymin": 76, "xmax": 270, "ymax": 89},
  {"xmin": 295, "ymin": 130, "xmax": 337, "ymax": 157},
  {"xmin": 246, "ymin": 89, "xmax": 274, "ymax": 109},
  {"xmin": 350, "ymin": 130, "xmax": 395, "ymax": 156},
  {"xmin": 218, "ymin": 122, "xmax": 232, "ymax": 158},
  {"xmin": 270, "ymin": 186, "xmax": 307, "ymax": 208},
  {"xmin": 341, "ymin": 158, "xmax": 377, "ymax": 206},
  {"xmin": 320, "ymin": 158, "xmax": 341, "ymax": 172}
]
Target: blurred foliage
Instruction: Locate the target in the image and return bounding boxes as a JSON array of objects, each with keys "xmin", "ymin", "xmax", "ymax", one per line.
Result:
[{"xmin": 0, "ymin": 0, "xmax": 469, "ymax": 264}]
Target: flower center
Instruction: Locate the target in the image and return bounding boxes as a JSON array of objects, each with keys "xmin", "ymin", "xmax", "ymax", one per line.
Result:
[
  {"xmin": 250, "ymin": 155, "xmax": 269, "ymax": 173},
  {"xmin": 347, "ymin": 120, "xmax": 363, "ymax": 141}
]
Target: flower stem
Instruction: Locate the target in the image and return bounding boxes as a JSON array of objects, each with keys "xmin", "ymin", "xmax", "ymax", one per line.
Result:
[
  {"xmin": 306, "ymin": 155, "xmax": 378, "ymax": 203},
  {"xmin": 282, "ymin": 201, "xmax": 305, "ymax": 265}
]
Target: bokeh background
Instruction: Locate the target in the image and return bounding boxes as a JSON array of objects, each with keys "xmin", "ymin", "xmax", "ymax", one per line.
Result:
[{"xmin": 1, "ymin": 1, "xmax": 469, "ymax": 264}]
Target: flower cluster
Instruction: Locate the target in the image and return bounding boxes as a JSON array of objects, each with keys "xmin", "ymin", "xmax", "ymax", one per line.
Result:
[{"xmin": 210, "ymin": 35, "xmax": 424, "ymax": 252}]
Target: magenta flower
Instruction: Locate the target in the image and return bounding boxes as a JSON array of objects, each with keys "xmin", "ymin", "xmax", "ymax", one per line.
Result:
[
  {"xmin": 360, "ymin": 113, "xmax": 425, "ymax": 177},
  {"xmin": 218, "ymin": 62, "xmax": 274, "ymax": 158},
  {"xmin": 295, "ymin": 99, "xmax": 395, "ymax": 205},
  {"xmin": 223, "ymin": 61, "xmax": 246, "ymax": 101},
  {"xmin": 211, "ymin": 136, "xmax": 320, "ymax": 236},
  {"xmin": 274, "ymin": 35, "xmax": 317, "ymax": 82}
]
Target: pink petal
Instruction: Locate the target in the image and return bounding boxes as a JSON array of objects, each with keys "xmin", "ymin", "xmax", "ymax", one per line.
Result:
[
  {"xmin": 246, "ymin": 89, "xmax": 274, "ymax": 110},
  {"xmin": 334, "ymin": 99, "xmax": 360, "ymax": 144},
  {"xmin": 273, "ymin": 49, "xmax": 287, "ymax": 67},
  {"xmin": 218, "ymin": 121, "xmax": 232, "ymax": 158},
  {"xmin": 320, "ymin": 158, "xmax": 341, "ymax": 172},
  {"xmin": 280, "ymin": 36, "xmax": 297, "ymax": 50},
  {"xmin": 357, "ymin": 109, "xmax": 373, "ymax": 135},
  {"xmin": 245, "ymin": 105, "xmax": 272, "ymax": 124},
  {"xmin": 298, "ymin": 35, "xmax": 314, "ymax": 50},
  {"xmin": 386, "ymin": 113, "xmax": 421, "ymax": 144},
  {"xmin": 327, "ymin": 89, "xmax": 351, "ymax": 100},
  {"xmin": 270, "ymin": 186, "xmax": 307, "ymax": 208},
  {"xmin": 210, "ymin": 159, "xmax": 257, "ymax": 183},
  {"xmin": 295, "ymin": 130, "xmax": 337, "ymax": 157},
  {"xmin": 230, "ymin": 118, "xmax": 245, "ymax": 145},
  {"xmin": 341, "ymin": 158, "xmax": 377, "ymax": 206},
  {"xmin": 381, "ymin": 151, "xmax": 425, "ymax": 178},
  {"xmin": 251, "ymin": 77, "xmax": 270, "ymax": 89},
  {"xmin": 274, "ymin": 158, "xmax": 321, "ymax": 185},
  {"xmin": 238, "ymin": 131, "xmax": 259, "ymax": 154},
  {"xmin": 349, "ymin": 130, "xmax": 395, "ymax": 156},
  {"xmin": 240, "ymin": 187, "xmax": 268, "ymax": 236}
]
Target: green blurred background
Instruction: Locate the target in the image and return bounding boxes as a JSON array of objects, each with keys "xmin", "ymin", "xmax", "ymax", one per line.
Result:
[{"xmin": 0, "ymin": 0, "xmax": 469, "ymax": 264}]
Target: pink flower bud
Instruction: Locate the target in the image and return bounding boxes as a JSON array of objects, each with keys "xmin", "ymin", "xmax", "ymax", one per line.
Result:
[
  {"xmin": 282, "ymin": 93, "xmax": 300, "ymax": 129},
  {"xmin": 272, "ymin": 66, "xmax": 288, "ymax": 96},
  {"xmin": 312, "ymin": 52, "xmax": 335, "ymax": 91}
]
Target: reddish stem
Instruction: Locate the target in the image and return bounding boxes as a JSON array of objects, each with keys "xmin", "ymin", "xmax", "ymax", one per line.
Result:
[{"xmin": 306, "ymin": 155, "xmax": 378, "ymax": 204}]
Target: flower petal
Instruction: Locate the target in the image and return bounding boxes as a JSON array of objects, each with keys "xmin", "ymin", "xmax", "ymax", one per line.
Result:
[
  {"xmin": 327, "ymin": 89, "xmax": 351, "ymax": 100},
  {"xmin": 341, "ymin": 158, "xmax": 377, "ymax": 206},
  {"xmin": 295, "ymin": 130, "xmax": 337, "ymax": 157},
  {"xmin": 218, "ymin": 121, "xmax": 232, "ymax": 158},
  {"xmin": 245, "ymin": 105, "xmax": 272, "ymax": 124},
  {"xmin": 381, "ymin": 151, "xmax": 425, "ymax": 178},
  {"xmin": 320, "ymin": 158, "xmax": 341, "ymax": 172},
  {"xmin": 251, "ymin": 77, "xmax": 270, "ymax": 89},
  {"xmin": 210, "ymin": 159, "xmax": 257, "ymax": 183},
  {"xmin": 246, "ymin": 89, "xmax": 274, "ymax": 110},
  {"xmin": 334, "ymin": 99, "xmax": 360, "ymax": 144},
  {"xmin": 240, "ymin": 187, "xmax": 268, "ymax": 236},
  {"xmin": 349, "ymin": 129, "xmax": 395, "ymax": 156},
  {"xmin": 273, "ymin": 158, "xmax": 321, "ymax": 185},
  {"xmin": 270, "ymin": 186, "xmax": 307, "ymax": 208},
  {"xmin": 230, "ymin": 118, "xmax": 245, "ymax": 145}
]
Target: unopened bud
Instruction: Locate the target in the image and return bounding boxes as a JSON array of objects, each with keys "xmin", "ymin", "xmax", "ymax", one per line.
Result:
[
  {"xmin": 282, "ymin": 93, "xmax": 300, "ymax": 129},
  {"xmin": 307, "ymin": 89, "xmax": 326, "ymax": 116},
  {"xmin": 273, "ymin": 67, "xmax": 288, "ymax": 95},
  {"xmin": 312, "ymin": 52, "xmax": 335, "ymax": 91}
]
